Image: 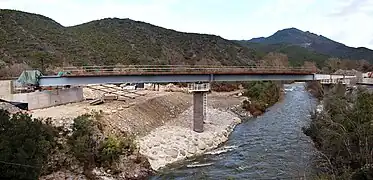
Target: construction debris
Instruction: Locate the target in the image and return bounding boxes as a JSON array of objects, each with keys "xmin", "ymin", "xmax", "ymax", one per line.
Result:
[
  {"xmin": 103, "ymin": 93, "xmax": 118, "ymax": 100},
  {"xmin": 89, "ymin": 98, "xmax": 104, "ymax": 105}
]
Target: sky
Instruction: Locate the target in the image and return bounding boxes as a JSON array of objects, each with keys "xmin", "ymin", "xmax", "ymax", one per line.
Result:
[{"xmin": 1, "ymin": 0, "xmax": 373, "ymax": 49}]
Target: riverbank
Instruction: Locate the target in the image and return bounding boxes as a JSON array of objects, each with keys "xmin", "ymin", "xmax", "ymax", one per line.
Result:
[
  {"xmin": 303, "ymin": 84, "xmax": 373, "ymax": 179},
  {"xmin": 1, "ymin": 83, "xmax": 283, "ymax": 179},
  {"xmin": 137, "ymin": 82, "xmax": 285, "ymax": 172},
  {"xmin": 138, "ymin": 107, "xmax": 242, "ymax": 170},
  {"xmin": 27, "ymin": 89, "xmax": 248, "ymax": 178},
  {"xmin": 151, "ymin": 83, "xmax": 318, "ymax": 179}
]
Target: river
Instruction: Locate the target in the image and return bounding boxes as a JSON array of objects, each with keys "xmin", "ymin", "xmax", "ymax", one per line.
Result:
[{"xmin": 151, "ymin": 83, "xmax": 318, "ymax": 180}]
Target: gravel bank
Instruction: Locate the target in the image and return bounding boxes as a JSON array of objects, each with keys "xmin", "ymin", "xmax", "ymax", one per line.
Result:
[{"xmin": 138, "ymin": 107, "xmax": 242, "ymax": 171}]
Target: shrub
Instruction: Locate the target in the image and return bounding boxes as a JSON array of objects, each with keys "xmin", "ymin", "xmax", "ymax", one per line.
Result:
[
  {"xmin": 0, "ymin": 110, "xmax": 57, "ymax": 180},
  {"xmin": 303, "ymin": 87, "xmax": 373, "ymax": 179},
  {"xmin": 305, "ymin": 81, "xmax": 324, "ymax": 100},
  {"xmin": 241, "ymin": 81, "xmax": 281, "ymax": 116},
  {"xmin": 98, "ymin": 134, "xmax": 137, "ymax": 166},
  {"xmin": 68, "ymin": 113, "xmax": 137, "ymax": 172},
  {"xmin": 68, "ymin": 114, "xmax": 102, "ymax": 169},
  {"xmin": 211, "ymin": 82, "xmax": 240, "ymax": 92}
]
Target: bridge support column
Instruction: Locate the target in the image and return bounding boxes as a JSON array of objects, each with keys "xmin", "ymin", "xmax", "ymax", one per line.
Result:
[
  {"xmin": 189, "ymin": 83, "xmax": 210, "ymax": 133},
  {"xmin": 193, "ymin": 92, "xmax": 205, "ymax": 132}
]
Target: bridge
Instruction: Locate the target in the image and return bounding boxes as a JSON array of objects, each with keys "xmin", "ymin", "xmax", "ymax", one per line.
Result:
[
  {"xmin": 20, "ymin": 65, "xmax": 357, "ymax": 133},
  {"xmin": 38, "ymin": 65, "xmax": 317, "ymax": 86}
]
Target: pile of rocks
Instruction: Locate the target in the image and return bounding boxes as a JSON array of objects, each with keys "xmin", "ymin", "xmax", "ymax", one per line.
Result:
[
  {"xmin": 230, "ymin": 105, "xmax": 252, "ymax": 118},
  {"xmin": 164, "ymin": 83, "xmax": 188, "ymax": 93},
  {"xmin": 0, "ymin": 102, "xmax": 21, "ymax": 113},
  {"xmin": 138, "ymin": 107, "xmax": 242, "ymax": 171}
]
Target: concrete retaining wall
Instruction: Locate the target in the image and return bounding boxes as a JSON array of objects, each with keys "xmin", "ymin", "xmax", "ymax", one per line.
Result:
[
  {"xmin": 0, "ymin": 80, "xmax": 13, "ymax": 100},
  {"xmin": 1, "ymin": 80, "xmax": 84, "ymax": 110},
  {"xmin": 12, "ymin": 87, "xmax": 84, "ymax": 110}
]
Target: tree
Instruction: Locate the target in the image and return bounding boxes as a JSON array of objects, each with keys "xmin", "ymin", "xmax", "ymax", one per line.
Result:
[
  {"xmin": 260, "ymin": 52, "xmax": 289, "ymax": 67},
  {"xmin": 0, "ymin": 110, "xmax": 57, "ymax": 180},
  {"xmin": 303, "ymin": 87, "xmax": 373, "ymax": 179}
]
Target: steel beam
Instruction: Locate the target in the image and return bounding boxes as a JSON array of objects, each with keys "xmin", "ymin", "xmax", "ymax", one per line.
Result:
[{"xmin": 38, "ymin": 74, "xmax": 315, "ymax": 86}]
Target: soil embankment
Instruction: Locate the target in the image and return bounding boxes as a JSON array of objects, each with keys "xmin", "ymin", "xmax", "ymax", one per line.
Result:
[
  {"xmin": 31, "ymin": 91, "xmax": 192, "ymax": 136},
  {"xmin": 29, "ymin": 89, "xmax": 248, "ymax": 178}
]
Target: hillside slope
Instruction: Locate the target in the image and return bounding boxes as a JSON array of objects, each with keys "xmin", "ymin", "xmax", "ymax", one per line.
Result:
[
  {"xmin": 244, "ymin": 28, "xmax": 373, "ymax": 63},
  {"xmin": 0, "ymin": 9, "xmax": 258, "ymax": 75},
  {"xmin": 237, "ymin": 42, "xmax": 330, "ymax": 67},
  {"xmin": 0, "ymin": 9, "xmax": 102, "ymax": 69},
  {"xmin": 68, "ymin": 18, "xmax": 259, "ymax": 66}
]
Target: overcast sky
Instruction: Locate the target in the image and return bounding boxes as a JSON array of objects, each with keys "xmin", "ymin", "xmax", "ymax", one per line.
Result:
[{"xmin": 1, "ymin": 0, "xmax": 373, "ymax": 49}]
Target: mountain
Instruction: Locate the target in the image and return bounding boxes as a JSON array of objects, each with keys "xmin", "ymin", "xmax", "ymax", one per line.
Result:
[
  {"xmin": 1, "ymin": 9, "xmax": 371, "ymax": 77},
  {"xmin": 0, "ymin": 9, "xmax": 259, "ymax": 76},
  {"xmin": 68, "ymin": 18, "xmax": 259, "ymax": 66},
  {"xmin": 0, "ymin": 9, "xmax": 103, "ymax": 68},
  {"xmin": 243, "ymin": 28, "xmax": 373, "ymax": 63},
  {"xmin": 238, "ymin": 42, "xmax": 330, "ymax": 67}
]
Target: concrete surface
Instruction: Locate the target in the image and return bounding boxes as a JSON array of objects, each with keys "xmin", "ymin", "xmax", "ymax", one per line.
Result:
[
  {"xmin": 12, "ymin": 87, "xmax": 84, "ymax": 110},
  {"xmin": 0, "ymin": 80, "xmax": 13, "ymax": 100}
]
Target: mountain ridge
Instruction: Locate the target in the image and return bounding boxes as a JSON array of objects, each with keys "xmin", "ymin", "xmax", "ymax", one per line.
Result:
[
  {"xmin": 244, "ymin": 27, "xmax": 373, "ymax": 62},
  {"xmin": 1, "ymin": 9, "xmax": 372, "ymax": 77},
  {"xmin": 0, "ymin": 9, "xmax": 259, "ymax": 76}
]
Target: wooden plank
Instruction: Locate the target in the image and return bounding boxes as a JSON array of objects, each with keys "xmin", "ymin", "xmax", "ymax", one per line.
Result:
[
  {"xmin": 101, "ymin": 85, "xmax": 145, "ymax": 96},
  {"xmin": 87, "ymin": 86, "xmax": 135, "ymax": 99},
  {"xmin": 90, "ymin": 98, "xmax": 104, "ymax": 105}
]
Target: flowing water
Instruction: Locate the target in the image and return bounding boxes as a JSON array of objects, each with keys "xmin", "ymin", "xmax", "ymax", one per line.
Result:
[{"xmin": 151, "ymin": 83, "xmax": 318, "ymax": 180}]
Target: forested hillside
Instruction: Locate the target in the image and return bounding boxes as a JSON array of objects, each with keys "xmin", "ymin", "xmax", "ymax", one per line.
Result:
[{"xmin": 1, "ymin": 9, "xmax": 372, "ymax": 77}]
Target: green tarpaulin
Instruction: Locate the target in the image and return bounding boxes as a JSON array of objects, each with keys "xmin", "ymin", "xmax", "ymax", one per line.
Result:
[
  {"xmin": 57, "ymin": 71, "xmax": 71, "ymax": 76},
  {"xmin": 17, "ymin": 70, "xmax": 43, "ymax": 85}
]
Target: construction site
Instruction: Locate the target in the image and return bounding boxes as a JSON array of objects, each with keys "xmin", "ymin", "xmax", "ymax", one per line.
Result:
[{"xmin": 0, "ymin": 70, "xmax": 245, "ymax": 133}]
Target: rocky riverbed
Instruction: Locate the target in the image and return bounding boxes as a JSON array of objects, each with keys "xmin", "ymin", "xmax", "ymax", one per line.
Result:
[{"xmin": 138, "ymin": 107, "xmax": 242, "ymax": 171}]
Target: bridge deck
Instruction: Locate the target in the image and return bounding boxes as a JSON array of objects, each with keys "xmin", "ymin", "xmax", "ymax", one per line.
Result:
[
  {"xmin": 38, "ymin": 65, "xmax": 317, "ymax": 86},
  {"xmin": 61, "ymin": 65, "xmax": 316, "ymax": 76}
]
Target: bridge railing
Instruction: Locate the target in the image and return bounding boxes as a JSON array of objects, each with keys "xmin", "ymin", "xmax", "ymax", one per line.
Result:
[{"xmin": 60, "ymin": 65, "xmax": 316, "ymax": 76}]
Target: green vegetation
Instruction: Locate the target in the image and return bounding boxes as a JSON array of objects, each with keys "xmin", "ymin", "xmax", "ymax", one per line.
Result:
[
  {"xmin": 0, "ymin": 9, "xmax": 100, "ymax": 70},
  {"xmin": 241, "ymin": 81, "xmax": 281, "ymax": 116},
  {"xmin": 239, "ymin": 27, "xmax": 373, "ymax": 65},
  {"xmin": 210, "ymin": 82, "xmax": 241, "ymax": 92},
  {"xmin": 1, "ymin": 9, "xmax": 372, "ymax": 78},
  {"xmin": 238, "ymin": 42, "xmax": 330, "ymax": 68},
  {"xmin": 303, "ymin": 85, "xmax": 373, "ymax": 179},
  {"xmin": 0, "ymin": 109, "xmax": 143, "ymax": 179},
  {"xmin": 305, "ymin": 81, "xmax": 324, "ymax": 100},
  {"xmin": 0, "ymin": 110, "xmax": 58, "ymax": 180},
  {"xmin": 0, "ymin": 9, "xmax": 259, "ymax": 77},
  {"xmin": 98, "ymin": 134, "xmax": 136, "ymax": 165},
  {"xmin": 68, "ymin": 113, "xmax": 138, "ymax": 174},
  {"xmin": 1, "ymin": 9, "xmax": 373, "ymax": 79}
]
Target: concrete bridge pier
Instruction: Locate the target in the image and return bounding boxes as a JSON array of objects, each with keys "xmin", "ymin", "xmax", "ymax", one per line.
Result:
[{"xmin": 189, "ymin": 83, "xmax": 210, "ymax": 133}]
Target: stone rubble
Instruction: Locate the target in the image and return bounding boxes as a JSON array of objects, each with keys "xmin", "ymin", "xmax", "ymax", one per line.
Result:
[
  {"xmin": 230, "ymin": 104, "xmax": 253, "ymax": 118},
  {"xmin": 0, "ymin": 102, "xmax": 21, "ymax": 113},
  {"xmin": 138, "ymin": 107, "xmax": 242, "ymax": 171}
]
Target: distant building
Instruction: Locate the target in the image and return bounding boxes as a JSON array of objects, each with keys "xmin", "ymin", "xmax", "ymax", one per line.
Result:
[{"xmin": 333, "ymin": 69, "xmax": 362, "ymax": 85}]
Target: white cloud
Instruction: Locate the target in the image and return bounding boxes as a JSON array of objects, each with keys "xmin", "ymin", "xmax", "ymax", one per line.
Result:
[
  {"xmin": 0, "ymin": 0, "xmax": 179, "ymax": 26},
  {"xmin": 242, "ymin": 0, "xmax": 373, "ymax": 49},
  {"xmin": 322, "ymin": 0, "xmax": 373, "ymax": 48}
]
